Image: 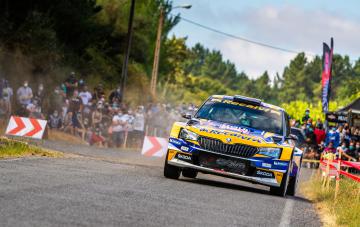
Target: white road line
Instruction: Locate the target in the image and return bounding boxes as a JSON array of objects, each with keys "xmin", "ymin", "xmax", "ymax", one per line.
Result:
[{"xmin": 279, "ymin": 198, "xmax": 294, "ymax": 227}]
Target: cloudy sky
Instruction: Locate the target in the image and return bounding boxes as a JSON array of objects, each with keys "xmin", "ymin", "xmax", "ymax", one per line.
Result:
[{"xmin": 170, "ymin": 0, "xmax": 360, "ymax": 79}]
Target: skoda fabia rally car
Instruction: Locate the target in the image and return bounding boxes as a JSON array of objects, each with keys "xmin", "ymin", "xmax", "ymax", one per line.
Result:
[{"xmin": 164, "ymin": 95, "xmax": 303, "ymax": 196}]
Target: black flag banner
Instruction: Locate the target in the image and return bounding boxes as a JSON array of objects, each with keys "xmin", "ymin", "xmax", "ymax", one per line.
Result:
[{"xmin": 321, "ymin": 38, "xmax": 334, "ymax": 113}]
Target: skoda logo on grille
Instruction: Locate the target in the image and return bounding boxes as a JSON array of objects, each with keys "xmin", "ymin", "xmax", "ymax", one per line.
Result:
[{"xmin": 226, "ymin": 138, "xmax": 232, "ymax": 143}]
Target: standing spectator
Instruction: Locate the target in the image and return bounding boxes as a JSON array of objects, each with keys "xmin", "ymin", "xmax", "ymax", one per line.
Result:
[
  {"xmin": 123, "ymin": 108, "xmax": 135, "ymax": 147},
  {"xmin": 49, "ymin": 110, "xmax": 62, "ymax": 129},
  {"xmin": 64, "ymin": 72, "xmax": 78, "ymax": 98},
  {"xmin": 325, "ymin": 127, "xmax": 340, "ymax": 148},
  {"xmin": 302, "ymin": 109, "xmax": 310, "ymax": 124},
  {"xmin": 92, "ymin": 105, "xmax": 103, "ymax": 128},
  {"xmin": 34, "ymin": 83, "xmax": 45, "ymax": 108},
  {"xmin": 111, "ymin": 108, "xmax": 126, "ymax": 148},
  {"xmin": 16, "ymin": 81, "xmax": 33, "ymax": 115},
  {"xmin": 48, "ymin": 86, "xmax": 64, "ymax": 114},
  {"xmin": 68, "ymin": 90, "xmax": 83, "ymax": 135},
  {"xmin": 350, "ymin": 127, "xmax": 359, "ymax": 142},
  {"xmin": 343, "ymin": 128, "xmax": 351, "ymax": 146},
  {"xmin": 314, "ymin": 123, "xmax": 326, "ymax": 146},
  {"xmin": 74, "ymin": 112, "xmax": 86, "ymax": 141},
  {"xmin": 305, "ymin": 123, "xmax": 317, "ymax": 148},
  {"xmin": 93, "ymin": 83, "xmax": 105, "ymax": 101},
  {"xmin": 108, "ymin": 86, "xmax": 122, "ymax": 104},
  {"xmin": 132, "ymin": 106, "xmax": 145, "ymax": 147},
  {"xmin": 2, "ymin": 80, "xmax": 13, "ymax": 116},
  {"xmin": 79, "ymin": 85, "xmax": 92, "ymax": 106}
]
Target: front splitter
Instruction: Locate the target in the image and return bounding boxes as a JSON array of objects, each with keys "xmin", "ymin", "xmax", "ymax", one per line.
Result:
[{"xmin": 168, "ymin": 158, "xmax": 280, "ymax": 187}]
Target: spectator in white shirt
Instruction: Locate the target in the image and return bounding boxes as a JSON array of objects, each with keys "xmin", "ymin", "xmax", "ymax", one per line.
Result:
[
  {"xmin": 17, "ymin": 81, "xmax": 33, "ymax": 107},
  {"xmin": 131, "ymin": 106, "xmax": 145, "ymax": 147},
  {"xmin": 111, "ymin": 108, "xmax": 126, "ymax": 148},
  {"xmin": 78, "ymin": 86, "xmax": 92, "ymax": 106}
]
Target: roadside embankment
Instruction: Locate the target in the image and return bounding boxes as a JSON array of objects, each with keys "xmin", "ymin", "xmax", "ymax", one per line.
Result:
[
  {"xmin": 302, "ymin": 173, "xmax": 360, "ymax": 227},
  {"xmin": 0, "ymin": 136, "xmax": 63, "ymax": 159}
]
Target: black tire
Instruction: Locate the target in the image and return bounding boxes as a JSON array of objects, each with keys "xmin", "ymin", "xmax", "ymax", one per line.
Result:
[
  {"xmin": 182, "ymin": 168, "xmax": 198, "ymax": 178},
  {"xmin": 287, "ymin": 159, "xmax": 302, "ymax": 196},
  {"xmin": 270, "ymin": 163, "xmax": 291, "ymax": 197},
  {"xmin": 286, "ymin": 175, "xmax": 298, "ymax": 196},
  {"xmin": 164, "ymin": 152, "xmax": 181, "ymax": 179}
]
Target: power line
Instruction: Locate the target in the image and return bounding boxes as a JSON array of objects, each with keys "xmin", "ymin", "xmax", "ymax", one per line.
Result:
[
  {"xmin": 175, "ymin": 14, "xmax": 317, "ymax": 57},
  {"xmin": 177, "ymin": 15, "xmax": 358, "ymax": 63}
]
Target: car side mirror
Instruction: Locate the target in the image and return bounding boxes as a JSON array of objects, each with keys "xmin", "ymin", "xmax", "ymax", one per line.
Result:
[
  {"xmin": 182, "ymin": 113, "xmax": 192, "ymax": 120},
  {"xmin": 286, "ymin": 134, "xmax": 298, "ymax": 141}
]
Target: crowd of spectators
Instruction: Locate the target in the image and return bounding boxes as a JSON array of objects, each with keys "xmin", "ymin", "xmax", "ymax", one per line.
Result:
[
  {"xmin": 292, "ymin": 109, "xmax": 360, "ymax": 165},
  {"xmin": 0, "ymin": 72, "xmax": 197, "ymax": 148},
  {"xmin": 1, "ymin": 73, "xmax": 359, "ymax": 159}
]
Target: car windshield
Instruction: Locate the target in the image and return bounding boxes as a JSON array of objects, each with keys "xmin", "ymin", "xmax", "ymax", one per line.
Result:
[{"xmin": 195, "ymin": 99, "xmax": 283, "ymax": 135}]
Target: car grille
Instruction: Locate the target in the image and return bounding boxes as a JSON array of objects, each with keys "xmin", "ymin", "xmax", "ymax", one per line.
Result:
[{"xmin": 198, "ymin": 136, "xmax": 258, "ymax": 158}]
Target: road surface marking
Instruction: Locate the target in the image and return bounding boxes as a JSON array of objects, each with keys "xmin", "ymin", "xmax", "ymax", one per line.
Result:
[{"xmin": 279, "ymin": 198, "xmax": 294, "ymax": 227}]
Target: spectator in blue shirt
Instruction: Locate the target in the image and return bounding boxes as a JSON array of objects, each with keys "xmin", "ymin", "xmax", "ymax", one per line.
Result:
[{"xmin": 325, "ymin": 127, "xmax": 340, "ymax": 148}]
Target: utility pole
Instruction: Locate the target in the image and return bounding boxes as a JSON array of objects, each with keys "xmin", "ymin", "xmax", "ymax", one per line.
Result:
[
  {"xmin": 149, "ymin": 4, "xmax": 191, "ymax": 99},
  {"xmin": 150, "ymin": 6, "xmax": 164, "ymax": 99},
  {"xmin": 120, "ymin": 0, "xmax": 136, "ymax": 102}
]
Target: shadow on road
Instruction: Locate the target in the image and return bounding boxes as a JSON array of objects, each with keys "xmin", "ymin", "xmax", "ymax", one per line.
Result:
[
  {"xmin": 179, "ymin": 176, "xmax": 313, "ymax": 202},
  {"xmin": 180, "ymin": 177, "xmax": 270, "ymax": 195}
]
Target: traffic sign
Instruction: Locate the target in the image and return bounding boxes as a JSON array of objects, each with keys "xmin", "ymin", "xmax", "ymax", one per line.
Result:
[
  {"xmin": 5, "ymin": 116, "xmax": 47, "ymax": 139},
  {"xmin": 141, "ymin": 136, "xmax": 168, "ymax": 157}
]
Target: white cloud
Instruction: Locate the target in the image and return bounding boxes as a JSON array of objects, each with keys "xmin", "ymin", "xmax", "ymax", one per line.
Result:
[
  {"xmin": 173, "ymin": 3, "xmax": 360, "ymax": 79},
  {"xmin": 217, "ymin": 5, "xmax": 360, "ymax": 79},
  {"xmin": 237, "ymin": 5, "xmax": 360, "ymax": 55},
  {"xmin": 220, "ymin": 39, "xmax": 295, "ymax": 79}
]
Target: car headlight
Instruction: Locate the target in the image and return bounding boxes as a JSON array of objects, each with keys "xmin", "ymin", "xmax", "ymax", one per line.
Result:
[
  {"xmin": 179, "ymin": 128, "xmax": 198, "ymax": 141},
  {"xmin": 258, "ymin": 147, "xmax": 282, "ymax": 158}
]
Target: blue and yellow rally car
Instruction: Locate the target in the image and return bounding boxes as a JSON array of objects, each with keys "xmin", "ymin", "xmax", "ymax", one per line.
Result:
[{"xmin": 164, "ymin": 95, "xmax": 303, "ymax": 196}]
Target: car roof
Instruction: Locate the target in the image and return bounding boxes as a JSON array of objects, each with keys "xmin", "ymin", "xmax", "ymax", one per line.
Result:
[{"xmin": 211, "ymin": 95, "xmax": 284, "ymax": 112}]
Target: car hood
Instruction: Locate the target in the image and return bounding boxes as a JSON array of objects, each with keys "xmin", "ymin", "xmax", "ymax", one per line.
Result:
[{"xmin": 187, "ymin": 119, "xmax": 284, "ymax": 146}]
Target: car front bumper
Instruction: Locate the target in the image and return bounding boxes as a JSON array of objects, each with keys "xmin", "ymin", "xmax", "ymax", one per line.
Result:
[{"xmin": 168, "ymin": 156, "xmax": 280, "ymax": 187}]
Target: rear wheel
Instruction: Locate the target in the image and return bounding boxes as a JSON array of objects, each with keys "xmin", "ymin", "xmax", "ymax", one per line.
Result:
[
  {"xmin": 182, "ymin": 168, "xmax": 198, "ymax": 178},
  {"xmin": 164, "ymin": 151, "xmax": 181, "ymax": 179}
]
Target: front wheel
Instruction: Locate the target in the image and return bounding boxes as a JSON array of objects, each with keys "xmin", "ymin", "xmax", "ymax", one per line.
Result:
[
  {"xmin": 182, "ymin": 168, "xmax": 198, "ymax": 178},
  {"xmin": 286, "ymin": 175, "xmax": 298, "ymax": 196},
  {"xmin": 164, "ymin": 152, "xmax": 181, "ymax": 179},
  {"xmin": 270, "ymin": 167, "xmax": 290, "ymax": 197}
]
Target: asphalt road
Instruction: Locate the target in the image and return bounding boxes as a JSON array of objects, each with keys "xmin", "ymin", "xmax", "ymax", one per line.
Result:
[{"xmin": 0, "ymin": 141, "xmax": 321, "ymax": 227}]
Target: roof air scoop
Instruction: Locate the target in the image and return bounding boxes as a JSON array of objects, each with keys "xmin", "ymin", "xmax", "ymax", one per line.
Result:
[{"xmin": 233, "ymin": 95, "xmax": 262, "ymax": 106}]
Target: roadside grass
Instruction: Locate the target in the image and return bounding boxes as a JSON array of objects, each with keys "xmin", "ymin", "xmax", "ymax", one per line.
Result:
[
  {"xmin": 0, "ymin": 137, "xmax": 63, "ymax": 159},
  {"xmin": 302, "ymin": 172, "xmax": 360, "ymax": 227},
  {"xmin": 48, "ymin": 129, "xmax": 87, "ymax": 145}
]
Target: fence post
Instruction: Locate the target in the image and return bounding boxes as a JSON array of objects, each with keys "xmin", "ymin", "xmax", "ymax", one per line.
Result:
[
  {"xmin": 322, "ymin": 154, "xmax": 329, "ymax": 188},
  {"xmin": 145, "ymin": 125, "xmax": 149, "ymax": 136},
  {"xmin": 123, "ymin": 130, "xmax": 128, "ymax": 149},
  {"xmin": 326, "ymin": 154, "xmax": 333, "ymax": 191},
  {"xmin": 335, "ymin": 151, "xmax": 341, "ymax": 201}
]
